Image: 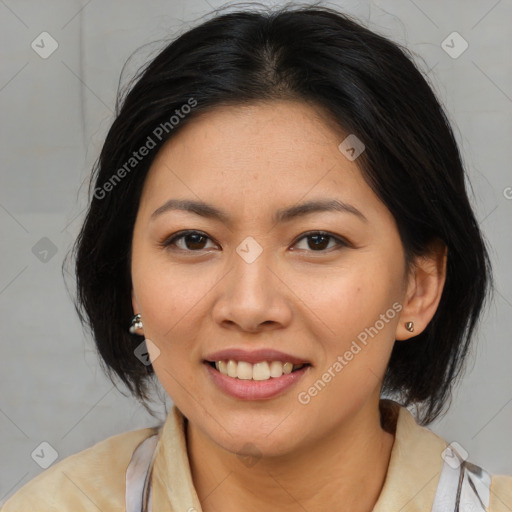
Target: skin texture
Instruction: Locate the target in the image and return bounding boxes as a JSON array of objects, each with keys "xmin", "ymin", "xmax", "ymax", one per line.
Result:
[{"xmin": 131, "ymin": 100, "xmax": 447, "ymax": 512}]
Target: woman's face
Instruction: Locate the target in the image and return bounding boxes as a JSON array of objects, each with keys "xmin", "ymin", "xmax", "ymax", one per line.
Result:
[{"xmin": 131, "ymin": 100, "xmax": 409, "ymax": 457}]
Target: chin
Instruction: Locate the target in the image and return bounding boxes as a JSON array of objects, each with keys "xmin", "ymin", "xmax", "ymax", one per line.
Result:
[
  {"xmin": 223, "ymin": 433, "xmax": 300, "ymax": 462},
  {"xmin": 205, "ymin": 414, "xmax": 304, "ymax": 458}
]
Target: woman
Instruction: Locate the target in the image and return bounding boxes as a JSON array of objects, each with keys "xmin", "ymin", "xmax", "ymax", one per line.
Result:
[{"xmin": 3, "ymin": 4, "xmax": 511, "ymax": 511}]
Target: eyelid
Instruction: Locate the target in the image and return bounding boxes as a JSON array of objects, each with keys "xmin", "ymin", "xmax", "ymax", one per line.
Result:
[
  {"xmin": 291, "ymin": 230, "xmax": 350, "ymax": 251},
  {"xmin": 159, "ymin": 229, "xmax": 217, "ymax": 250},
  {"xmin": 159, "ymin": 229, "xmax": 351, "ymax": 252}
]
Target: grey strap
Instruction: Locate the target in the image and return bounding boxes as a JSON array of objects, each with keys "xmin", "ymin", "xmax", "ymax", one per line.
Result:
[
  {"xmin": 126, "ymin": 432, "xmax": 161, "ymax": 512},
  {"xmin": 431, "ymin": 443, "xmax": 492, "ymax": 512}
]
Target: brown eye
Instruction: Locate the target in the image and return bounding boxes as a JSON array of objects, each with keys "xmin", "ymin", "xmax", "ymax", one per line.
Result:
[
  {"xmin": 160, "ymin": 230, "xmax": 348, "ymax": 254},
  {"xmin": 292, "ymin": 231, "xmax": 348, "ymax": 252},
  {"xmin": 181, "ymin": 233, "xmax": 208, "ymax": 250},
  {"xmin": 161, "ymin": 230, "xmax": 216, "ymax": 251}
]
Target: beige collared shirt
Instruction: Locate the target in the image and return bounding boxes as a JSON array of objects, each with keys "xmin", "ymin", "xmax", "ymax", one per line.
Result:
[{"xmin": 2, "ymin": 400, "xmax": 511, "ymax": 511}]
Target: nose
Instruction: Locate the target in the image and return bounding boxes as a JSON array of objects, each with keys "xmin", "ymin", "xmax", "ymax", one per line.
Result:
[{"xmin": 211, "ymin": 244, "xmax": 293, "ymax": 333}]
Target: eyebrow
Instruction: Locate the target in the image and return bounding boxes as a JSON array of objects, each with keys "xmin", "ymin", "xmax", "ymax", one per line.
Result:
[{"xmin": 151, "ymin": 198, "xmax": 368, "ymax": 224}]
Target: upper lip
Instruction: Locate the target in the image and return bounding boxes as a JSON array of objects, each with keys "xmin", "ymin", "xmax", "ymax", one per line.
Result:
[{"xmin": 204, "ymin": 348, "xmax": 310, "ymax": 366}]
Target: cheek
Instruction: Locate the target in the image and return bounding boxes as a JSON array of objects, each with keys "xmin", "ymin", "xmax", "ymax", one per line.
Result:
[
  {"xmin": 132, "ymin": 260, "xmax": 209, "ymax": 399},
  {"xmin": 290, "ymin": 261, "xmax": 400, "ymax": 343},
  {"xmin": 294, "ymin": 271, "xmax": 400, "ymax": 421},
  {"xmin": 131, "ymin": 247, "xmax": 212, "ymax": 339},
  {"xmin": 130, "ymin": 257, "xmax": 200, "ymax": 397},
  {"xmin": 294, "ymin": 258, "xmax": 402, "ymax": 397}
]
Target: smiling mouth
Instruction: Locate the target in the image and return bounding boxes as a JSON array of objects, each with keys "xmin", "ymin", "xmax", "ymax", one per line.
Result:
[{"xmin": 205, "ymin": 360, "xmax": 311, "ymax": 381}]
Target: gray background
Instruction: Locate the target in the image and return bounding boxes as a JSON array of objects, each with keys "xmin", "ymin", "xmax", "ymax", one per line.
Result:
[{"xmin": 1, "ymin": 0, "xmax": 511, "ymax": 503}]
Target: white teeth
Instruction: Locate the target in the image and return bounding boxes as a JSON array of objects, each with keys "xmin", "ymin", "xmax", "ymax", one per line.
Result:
[
  {"xmin": 252, "ymin": 362, "xmax": 270, "ymax": 381},
  {"xmin": 227, "ymin": 360, "xmax": 238, "ymax": 378},
  {"xmin": 269, "ymin": 361, "xmax": 283, "ymax": 378},
  {"xmin": 213, "ymin": 359, "xmax": 306, "ymax": 381},
  {"xmin": 282, "ymin": 362, "xmax": 293, "ymax": 374},
  {"xmin": 237, "ymin": 361, "xmax": 253, "ymax": 380}
]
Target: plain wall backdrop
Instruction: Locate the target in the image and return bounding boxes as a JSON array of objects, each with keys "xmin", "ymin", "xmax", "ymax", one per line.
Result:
[{"xmin": 1, "ymin": 0, "xmax": 511, "ymax": 504}]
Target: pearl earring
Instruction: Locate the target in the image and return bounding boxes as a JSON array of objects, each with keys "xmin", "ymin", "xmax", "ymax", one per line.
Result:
[
  {"xmin": 129, "ymin": 314, "xmax": 143, "ymax": 334},
  {"xmin": 405, "ymin": 321, "xmax": 414, "ymax": 333}
]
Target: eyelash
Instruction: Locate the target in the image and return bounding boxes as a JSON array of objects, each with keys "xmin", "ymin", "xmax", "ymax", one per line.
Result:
[{"xmin": 159, "ymin": 230, "xmax": 349, "ymax": 254}]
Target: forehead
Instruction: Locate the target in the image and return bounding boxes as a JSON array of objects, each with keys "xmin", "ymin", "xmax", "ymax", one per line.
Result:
[
  {"xmin": 138, "ymin": 100, "xmax": 388, "ymax": 223},
  {"xmin": 150, "ymin": 99, "xmax": 349, "ymax": 170}
]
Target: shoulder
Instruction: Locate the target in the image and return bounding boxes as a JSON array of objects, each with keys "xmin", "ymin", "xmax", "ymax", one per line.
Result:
[
  {"xmin": 1, "ymin": 426, "xmax": 159, "ymax": 512},
  {"xmin": 490, "ymin": 474, "xmax": 512, "ymax": 511}
]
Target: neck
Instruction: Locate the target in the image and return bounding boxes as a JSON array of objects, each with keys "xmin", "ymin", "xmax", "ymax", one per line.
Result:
[{"xmin": 186, "ymin": 399, "xmax": 397, "ymax": 512}]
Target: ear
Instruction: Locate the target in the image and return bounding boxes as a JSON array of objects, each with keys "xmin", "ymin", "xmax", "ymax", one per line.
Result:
[{"xmin": 396, "ymin": 239, "xmax": 447, "ymax": 340}]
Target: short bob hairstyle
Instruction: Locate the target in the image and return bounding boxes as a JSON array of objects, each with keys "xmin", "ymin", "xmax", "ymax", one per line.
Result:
[{"xmin": 73, "ymin": 3, "xmax": 492, "ymax": 425}]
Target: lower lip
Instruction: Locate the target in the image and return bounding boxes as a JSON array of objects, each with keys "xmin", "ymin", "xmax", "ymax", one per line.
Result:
[{"xmin": 204, "ymin": 362, "xmax": 310, "ymax": 400}]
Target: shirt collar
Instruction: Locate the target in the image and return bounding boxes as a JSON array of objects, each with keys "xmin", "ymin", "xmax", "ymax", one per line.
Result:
[
  {"xmin": 152, "ymin": 399, "xmax": 446, "ymax": 511},
  {"xmin": 372, "ymin": 399, "xmax": 446, "ymax": 511}
]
